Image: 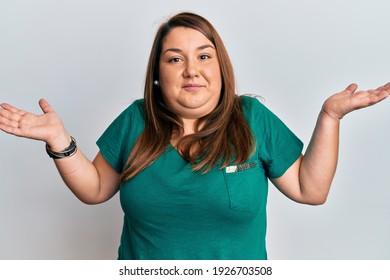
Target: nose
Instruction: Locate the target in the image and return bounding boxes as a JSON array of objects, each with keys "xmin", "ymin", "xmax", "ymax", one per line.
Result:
[{"xmin": 183, "ymin": 59, "xmax": 199, "ymax": 78}]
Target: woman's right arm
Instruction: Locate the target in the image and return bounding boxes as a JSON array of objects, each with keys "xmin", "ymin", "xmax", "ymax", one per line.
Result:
[{"xmin": 0, "ymin": 98, "xmax": 120, "ymax": 204}]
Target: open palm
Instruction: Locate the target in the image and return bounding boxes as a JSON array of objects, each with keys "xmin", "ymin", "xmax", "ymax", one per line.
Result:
[
  {"xmin": 322, "ymin": 82, "xmax": 390, "ymax": 120},
  {"xmin": 0, "ymin": 99, "xmax": 66, "ymax": 144}
]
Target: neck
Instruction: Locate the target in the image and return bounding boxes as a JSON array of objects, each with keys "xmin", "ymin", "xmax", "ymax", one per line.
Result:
[
  {"xmin": 181, "ymin": 118, "xmax": 198, "ymax": 135},
  {"xmin": 171, "ymin": 118, "xmax": 199, "ymax": 148}
]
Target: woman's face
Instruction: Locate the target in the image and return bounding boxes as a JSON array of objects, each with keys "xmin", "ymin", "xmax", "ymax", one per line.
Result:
[{"xmin": 159, "ymin": 27, "xmax": 222, "ymax": 122}]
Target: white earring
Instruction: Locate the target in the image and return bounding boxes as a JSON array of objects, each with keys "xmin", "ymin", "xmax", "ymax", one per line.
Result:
[{"xmin": 153, "ymin": 80, "xmax": 159, "ymax": 86}]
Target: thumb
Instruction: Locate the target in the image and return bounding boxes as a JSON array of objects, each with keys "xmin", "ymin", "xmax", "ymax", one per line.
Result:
[
  {"xmin": 345, "ymin": 83, "xmax": 358, "ymax": 93},
  {"xmin": 39, "ymin": 98, "xmax": 54, "ymax": 114}
]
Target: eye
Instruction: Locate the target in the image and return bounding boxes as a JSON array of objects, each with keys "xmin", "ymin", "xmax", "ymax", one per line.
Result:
[
  {"xmin": 168, "ymin": 57, "xmax": 182, "ymax": 63},
  {"xmin": 200, "ymin": 54, "xmax": 211, "ymax": 60}
]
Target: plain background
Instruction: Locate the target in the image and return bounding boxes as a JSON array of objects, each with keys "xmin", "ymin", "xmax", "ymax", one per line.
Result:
[{"xmin": 0, "ymin": 0, "xmax": 389, "ymax": 259}]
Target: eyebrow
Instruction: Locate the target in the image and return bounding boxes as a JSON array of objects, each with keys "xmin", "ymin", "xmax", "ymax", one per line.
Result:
[{"xmin": 162, "ymin": 44, "xmax": 215, "ymax": 54}]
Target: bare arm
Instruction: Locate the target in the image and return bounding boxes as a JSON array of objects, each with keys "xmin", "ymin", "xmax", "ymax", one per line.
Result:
[
  {"xmin": 0, "ymin": 99, "xmax": 120, "ymax": 204},
  {"xmin": 52, "ymin": 149, "xmax": 120, "ymax": 205},
  {"xmin": 272, "ymin": 82, "xmax": 390, "ymax": 205}
]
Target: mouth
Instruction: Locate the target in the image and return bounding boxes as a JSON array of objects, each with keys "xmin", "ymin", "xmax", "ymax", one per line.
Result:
[{"xmin": 182, "ymin": 84, "xmax": 204, "ymax": 90}]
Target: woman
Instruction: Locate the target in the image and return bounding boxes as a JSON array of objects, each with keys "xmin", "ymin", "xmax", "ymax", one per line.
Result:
[{"xmin": 0, "ymin": 12, "xmax": 389, "ymax": 259}]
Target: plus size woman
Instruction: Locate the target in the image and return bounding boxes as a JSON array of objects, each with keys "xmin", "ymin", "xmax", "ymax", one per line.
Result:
[{"xmin": 0, "ymin": 12, "xmax": 389, "ymax": 259}]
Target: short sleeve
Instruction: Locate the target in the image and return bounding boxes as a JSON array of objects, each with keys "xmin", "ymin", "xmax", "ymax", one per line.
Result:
[
  {"xmin": 241, "ymin": 96, "xmax": 304, "ymax": 179},
  {"xmin": 96, "ymin": 100, "xmax": 145, "ymax": 173}
]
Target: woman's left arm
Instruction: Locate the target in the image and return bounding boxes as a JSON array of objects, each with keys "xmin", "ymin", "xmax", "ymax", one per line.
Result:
[{"xmin": 271, "ymin": 82, "xmax": 390, "ymax": 205}]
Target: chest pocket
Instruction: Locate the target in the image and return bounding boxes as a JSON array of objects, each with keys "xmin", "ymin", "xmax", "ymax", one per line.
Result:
[{"xmin": 222, "ymin": 160, "xmax": 267, "ymax": 212}]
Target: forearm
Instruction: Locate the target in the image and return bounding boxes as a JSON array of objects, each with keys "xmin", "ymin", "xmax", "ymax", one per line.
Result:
[
  {"xmin": 299, "ymin": 110, "xmax": 340, "ymax": 204},
  {"xmin": 273, "ymin": 83, "xmax": 389, "ymax": 205},
  {"xmin": 48, "ymin": 134, "xmax": 102, "ymax": 204}
]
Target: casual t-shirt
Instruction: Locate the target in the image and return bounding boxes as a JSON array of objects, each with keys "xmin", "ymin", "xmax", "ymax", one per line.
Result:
[{"xmin": 96, "ymin": 95, "xmax": 303, "ymax": 260}]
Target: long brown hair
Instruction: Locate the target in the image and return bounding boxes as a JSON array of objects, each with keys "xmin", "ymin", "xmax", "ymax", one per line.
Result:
[{"xmin": 120, "ymin": 12, "xmax": 254, "ymax": 182}]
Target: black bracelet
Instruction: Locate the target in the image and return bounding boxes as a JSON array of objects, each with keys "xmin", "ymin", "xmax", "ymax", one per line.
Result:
[{"xmin": 46, "ymin": 136, "xmax": 77, "ymax": 159}]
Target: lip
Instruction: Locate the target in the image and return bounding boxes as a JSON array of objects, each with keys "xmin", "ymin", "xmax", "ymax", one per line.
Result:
[{"xmin": 182, "ymin": 84, "xmax": 203, "ymax": 89}]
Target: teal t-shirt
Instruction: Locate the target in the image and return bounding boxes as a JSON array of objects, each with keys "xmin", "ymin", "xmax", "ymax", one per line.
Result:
[{"xmin": 96, "ymin": 96, "xmax": 303, "ymax": 260}]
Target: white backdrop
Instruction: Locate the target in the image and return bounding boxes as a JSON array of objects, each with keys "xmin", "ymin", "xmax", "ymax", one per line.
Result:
[{"xmin": 0, "ymin": 0, "xmax": 389, "ymax": 259}]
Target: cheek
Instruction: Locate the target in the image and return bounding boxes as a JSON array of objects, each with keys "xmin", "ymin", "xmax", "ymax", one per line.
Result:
[
  {"xmin": 208, "ymin": 68, "xmax": 222, "ymax": 91},
  {"xmin": 159, "ymin": 83, "xmax": 179, "ymax": 104},
  {"xmin": 159, "ymin": 71, "xmax": 181, "ymax": 91},
  {"xmin": 207, "ymin": 62, "xmax": 222, "ymax": 81}
]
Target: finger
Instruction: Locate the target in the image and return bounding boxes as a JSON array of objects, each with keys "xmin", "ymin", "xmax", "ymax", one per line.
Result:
[
  {"xmin": 373, "ymin": 82, "xmax": 390, "ymax": 92},
  {"xmin": 0, "ymin": 123, "xmax": 23, "ymax": 137},
  {"xmin": 0, "ymin": 115, "xmax": 23, "ymax": 136},
  {"xmin": 39, "ymin": 98, "xmax": 54, "ymax": 114},
  {"xmin": 367, "ymin": 89, "xmax": 380, "ymax": 95},
  {"xmin": 359, "ymin": 90, "xmax": 389, "ymax": 107},
  {"xmin": 0, "ymin": 104, "xmax": 23, "ymax": 122},
  {"xmin": 0, "ymin": 115, "xmax": 19, "ymax": 128},
  {"xmin": 345, "ymin": 83, "xmax": 358, "ymax": 93},
  {"xmin": 0, "ymin": 108, "xmax": 23, "ymax": 122},
  {"xmin": 359, "ymin": 89, "xmax": 386, "ymax": 98},
  {"xmin": 0, "ymin": 103, "xmax": 26, "ymax": 115}
]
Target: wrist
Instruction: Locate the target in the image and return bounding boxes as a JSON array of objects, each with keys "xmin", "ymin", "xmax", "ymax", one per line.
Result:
[
  {"xmin": 46, "ymin": 131, "xmax": 72, "ymax": 152},
  {"xmin": 321, "ymin": 95, "xmax": 346, "ymax": 121},
  {"xmin": 46, "ymin": 136, "xmax": 77, "ymax": 159},
  {"xmin": 319, "ymin": 109, "xmax": 341, "ymax": 126}
]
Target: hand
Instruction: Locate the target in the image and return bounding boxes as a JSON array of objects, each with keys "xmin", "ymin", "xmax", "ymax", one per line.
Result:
[
  {"xmin": 0, "ymin": 99, "xmax": 69, "ymax": 148},
  {"xmin": 322, "ymin": 82, "xmax": 390, "ymax": 120}
]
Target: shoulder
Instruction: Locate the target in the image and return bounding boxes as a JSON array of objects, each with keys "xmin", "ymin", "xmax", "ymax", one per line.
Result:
[
  {"xmin": 122, "ymin": 99, "xmax": 145, "ymax": 117},
  {"xmin": 114, "ymin": 99, "xmax": 145, "ymax": 124},
  {"xmin": 96, "ymin": 99, "xmax": 145, "ymax": 173},
  {"xmin": 239, "ymin": 95, "xmax": 269, "ymax": 118},
  {"xmin": 103, "ymin": 99, "xmax": 145, "ymax": 135},
  {"xmin": 238, "ymin": 94, "xmax": 285, "ymax": 134}
]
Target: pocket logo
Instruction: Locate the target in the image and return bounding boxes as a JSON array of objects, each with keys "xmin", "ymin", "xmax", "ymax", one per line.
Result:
[{"xmin": 225, "ymin": 161, "xmax": 258, "ymax": 173}]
